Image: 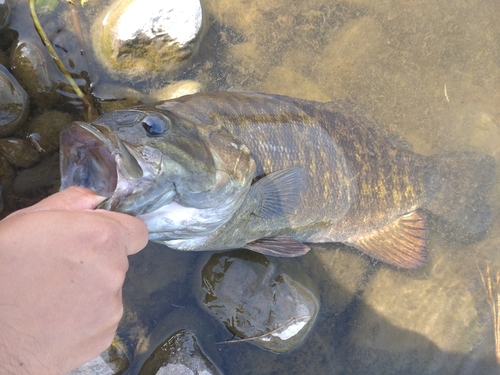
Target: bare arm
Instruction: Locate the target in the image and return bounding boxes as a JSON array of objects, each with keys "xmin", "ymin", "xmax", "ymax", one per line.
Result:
[{"xmin": 0, "ymin": 187, "xmax": 148, "ymax": 375}]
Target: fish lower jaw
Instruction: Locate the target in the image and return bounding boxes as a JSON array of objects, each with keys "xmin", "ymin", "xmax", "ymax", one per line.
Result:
[{"xmin": 155, "ymin": 237, "xmax": 212, "ymax": 251}]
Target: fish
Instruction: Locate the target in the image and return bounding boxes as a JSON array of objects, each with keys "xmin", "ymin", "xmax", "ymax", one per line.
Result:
[{"xmin": 60, "ymin": 91, "xmax": 496, "ymax": 269}]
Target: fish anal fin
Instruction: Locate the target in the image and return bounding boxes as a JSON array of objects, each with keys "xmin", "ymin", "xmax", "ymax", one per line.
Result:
[
  {"xmin": 244, "ymin": 236, "xmax": 310, "ymax": 257},
  {"xmin": 348, "ymin": 211, "xmax": 428, "ymax": 269}
]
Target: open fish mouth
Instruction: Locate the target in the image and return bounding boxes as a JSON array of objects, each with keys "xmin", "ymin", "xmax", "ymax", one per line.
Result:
[{"xmin": 60, "ymin": 121, "xmax": 143, "ymax": 198}]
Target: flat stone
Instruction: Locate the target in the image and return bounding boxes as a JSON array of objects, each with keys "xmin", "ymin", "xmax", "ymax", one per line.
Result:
[{"xmin": 198, "ymin": 250, "xmax": 319, "ymax": 353}]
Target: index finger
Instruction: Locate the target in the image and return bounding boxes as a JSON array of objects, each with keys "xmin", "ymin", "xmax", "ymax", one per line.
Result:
[{"xmin": 14, "ymin": 187, "xmax": 107, "ymax": 216}]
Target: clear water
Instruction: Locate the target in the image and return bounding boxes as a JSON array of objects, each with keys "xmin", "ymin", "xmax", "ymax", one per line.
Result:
[
  {"xmin": 5, "ymin": 0, "xmax": 500, "ymax": 373},
  {"xmin": 120, "ymin": 0, "xmax": 500, "ymax": 373}
]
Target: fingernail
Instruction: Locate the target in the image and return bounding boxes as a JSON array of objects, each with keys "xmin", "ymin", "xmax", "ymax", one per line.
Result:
[{"xmin": 95, "ymin": 195, "xmax": 108, "ymax": 205}]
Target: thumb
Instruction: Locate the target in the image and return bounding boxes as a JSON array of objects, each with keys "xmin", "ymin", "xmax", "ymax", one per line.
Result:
[{"xmin": 19, "ymin": 187, "xmax": 107, "ymax": 214}]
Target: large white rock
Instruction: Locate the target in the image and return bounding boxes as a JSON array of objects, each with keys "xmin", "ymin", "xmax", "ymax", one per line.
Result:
[{"xmin": 93, "ymin": 0, "xmax": 205, "ymax": 79}]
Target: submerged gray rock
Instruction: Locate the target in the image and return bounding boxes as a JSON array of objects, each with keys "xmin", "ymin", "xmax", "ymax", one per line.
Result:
[
  {"xmin": 67, "ymin": 338, "xmax": 130, "ymax": 375},
  {"xmin": 198, "ymin": 251, "xmax": 319, "ymax": 353},
  {"xmin": 138, "ymin": 330, "xmax": 221, "ymax": 375}
]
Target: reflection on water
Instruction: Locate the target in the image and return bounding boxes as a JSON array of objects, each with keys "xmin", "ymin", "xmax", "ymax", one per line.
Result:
[{"xmin": 3, "ymin": 0, "xmax": 500, "ymax": 373}]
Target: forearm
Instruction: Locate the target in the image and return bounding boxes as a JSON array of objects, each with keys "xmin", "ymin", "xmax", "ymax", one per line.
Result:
[{"xmin": 0, "ymin": 337, "xmax": 35, "ymax": 375}]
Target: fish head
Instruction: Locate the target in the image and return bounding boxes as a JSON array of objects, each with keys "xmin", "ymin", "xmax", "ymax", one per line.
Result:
[{"xmin": 60, "ymin": 107, "xmax": 256, "ymax": 225}]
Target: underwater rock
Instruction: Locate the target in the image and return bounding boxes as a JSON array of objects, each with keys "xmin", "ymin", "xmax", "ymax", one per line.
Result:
[
  {"xmin": 0, "ymin": 155, "xmax": 13, "ymax": 214},
  {"xmin": 0, "ymin": 153, "xmax": 13, "ymax": 195},
  {"xmin": 10, "ymin": 38, "xmax": 61, "ymax": 109},
  {"xmin": 0, "ymin": 137, "xmax": 40, "ymax": 168},
  {"xmin": 0, "ymin": 64, "xmax": 29, "ymax": 137},
  {"xmin": 26, "ymin": 110, "xmax": 72, "ymax": 154},
  {"xmin": 68, "ymin": 337, "xmax": 130, "ymax": 375},
  {"xmin": 347, "ymin": 234, "xmax": 486, "ymax": 373},
  {"xmin": 138, "ymin": 330, "xmax": 221, "ymax": 375},
  {"xmin": 92, "ymin": 0, "xmax": 205, "ymax": 80},
  {"xmin": 92, "ymin": 83, "xmax": 145, "ymax": 112},
  {"xmin": 0, "ymin": 0, "xmax": 10, "ymax": 30},
  {"xmin": 117, "ymin": 242, "xmax": 206, "ymax": 365},
  {"xmin": 303, "ymin": 243, "xmax": 372, "ymax": 315},
  {"xmin": 0, "ymin": 49, "xmax": 8, "ymax": 67},
  {"xmin": 199, "ymin": 250, "xmax": 319, "ymax": 354},
  {"xmin": 13, "ymin": 152, "xmax": 60, "ymax": 194},
  {"xmin": 149, "ymin": 80, "xmax": 204, "ymax": 101}
]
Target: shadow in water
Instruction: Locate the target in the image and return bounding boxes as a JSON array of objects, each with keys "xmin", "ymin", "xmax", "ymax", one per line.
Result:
[{"xmin": 119, "ymin": 242, "xmax": 499, "ymax": 375}]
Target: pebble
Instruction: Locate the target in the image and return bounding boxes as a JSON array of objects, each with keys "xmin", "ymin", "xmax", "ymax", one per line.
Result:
[
  {"xmin": 26, "ymin": 110, "xmax": 73, "ymax": 154},
  {"xmin": 9, "ymin": 38, "xmax": 61, "ymax": 109},
  {"xmin": 0, "ymin": 0, "xmax": 9, "ymax": 30},
  {"xmin": 0, "ymin": 137, "xmax": 41, "ymax": 168},
  {"xmin": 0, "ymin": 63, "xmax": 29, "ymax": 137},
  {"xmin": 149, "ymin": 80, "xmax": 204, "ymax": 101},
  {"xmin": 138, "ymin": 330, "xmax": 221, "ymax": 375}
]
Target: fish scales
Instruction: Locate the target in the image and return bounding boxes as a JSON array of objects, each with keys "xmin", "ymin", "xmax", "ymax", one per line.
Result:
[
  {"xmin": 160, "ymin": 91, "xmax": 426, "ymax": 239},
  {"xmin": 60, "ymin": 91, "xmax": 496, "ymax": 268}
]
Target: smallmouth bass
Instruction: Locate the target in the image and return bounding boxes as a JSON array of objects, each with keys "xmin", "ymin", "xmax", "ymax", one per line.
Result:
[{"xmin": 60, "ymin": 91, "xmax": 496, "ymax": 268}]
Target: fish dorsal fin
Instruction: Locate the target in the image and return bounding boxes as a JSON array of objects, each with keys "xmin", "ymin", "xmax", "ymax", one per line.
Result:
[
  {"xmin": 250, "ymin": 167, "xmax": 306, "ymax": 219},
  {"xmin": 347, "ymin": 211, "xmax": 428, "ymax": 269},
  {"xmin": 244, "ymin": 236, "xmax": 311, "ymax": 257}
]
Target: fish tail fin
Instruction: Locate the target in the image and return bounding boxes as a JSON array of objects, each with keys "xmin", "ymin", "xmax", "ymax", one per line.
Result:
[{"xmin": 423, "ymin": 151, "xmax": 496, "ymax": 236}]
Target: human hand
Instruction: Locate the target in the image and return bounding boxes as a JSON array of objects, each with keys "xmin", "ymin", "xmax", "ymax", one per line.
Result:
[{"xmin": 0, "ymin": 187, "xmax": 148, "ymax": 375}]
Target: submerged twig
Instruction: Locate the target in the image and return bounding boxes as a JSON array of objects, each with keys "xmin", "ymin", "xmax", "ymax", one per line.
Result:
[
  {"xmin": 68, "ymin": 1, "xmax": 94, "ymax": 83},
  {"xmin": 476, "ymin": 261, "xmax": 500, "ymax": 365},
  {"xmin": 27, "ymin": 133, "xmax": 45, "ymax": 153},
  {"xmin": 444, "ymin": 83, "xmax": 450, "ymax": 103},
  {"xmin": 29, "ymin": 0, "xmax": 95, "ymax": 120},
  {"xmin": 216, "ymin": 315, "xmax": 310, "ymax": 345}
]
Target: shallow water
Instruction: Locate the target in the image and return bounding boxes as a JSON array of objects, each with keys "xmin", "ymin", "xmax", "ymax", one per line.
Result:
[
  {"xmin": 4, "ymin": 0, "xmax": 500, "ymax": 373},
  {"xmin": 118, "ymin": 0, "xmax": 500, "ymax": 373},
  {"xmin": 129, "ymin": 0, "xmax": 500, "ymax": 373}
]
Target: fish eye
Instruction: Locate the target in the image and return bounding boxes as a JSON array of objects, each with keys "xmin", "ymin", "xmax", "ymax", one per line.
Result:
[{"xmin": 141, "ymin": 115, "xmax": 170, "ymax": 136}]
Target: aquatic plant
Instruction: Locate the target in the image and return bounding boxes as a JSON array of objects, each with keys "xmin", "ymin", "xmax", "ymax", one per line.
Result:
[{"xmin": 29, "ymin": 0, "xmax": 96, "ymax": 120}]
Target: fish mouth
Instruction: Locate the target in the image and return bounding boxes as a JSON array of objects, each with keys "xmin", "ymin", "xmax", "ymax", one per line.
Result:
[{"xmin": 60, "ymin": 121, "xmax": 143, "ymax": 198}]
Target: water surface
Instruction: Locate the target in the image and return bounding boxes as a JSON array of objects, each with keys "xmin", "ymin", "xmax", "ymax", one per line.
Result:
[{"xmin": 5, "ymin": 0, "xmax": 500, "ymax": 373}]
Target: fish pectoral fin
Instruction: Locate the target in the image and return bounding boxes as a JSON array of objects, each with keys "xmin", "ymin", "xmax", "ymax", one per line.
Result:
[
  {"xmin": 250, "ymin": 167, "xmax": 306, "ymax": 219},
  {"xmin": 347, "ymin": 211, "xmax": 428, "ymax": 269},
  {"xmin": 244, "ymin": 236, "xmax": 311, "ymax": 257}
]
